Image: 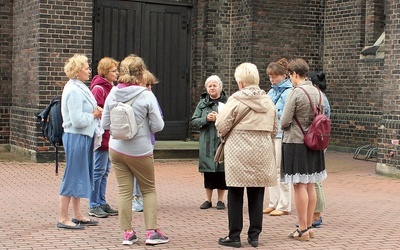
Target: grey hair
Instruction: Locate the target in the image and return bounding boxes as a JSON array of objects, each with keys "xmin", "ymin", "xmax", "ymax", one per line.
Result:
[{"xmin": 205, "ymin": 75, "xmax": 223, "ymax": 90}]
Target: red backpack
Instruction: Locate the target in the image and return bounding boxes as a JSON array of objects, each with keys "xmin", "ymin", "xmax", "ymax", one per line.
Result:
[{"xmin": 294, "ymin": 86, "xmax": 331, "ymax": 151}]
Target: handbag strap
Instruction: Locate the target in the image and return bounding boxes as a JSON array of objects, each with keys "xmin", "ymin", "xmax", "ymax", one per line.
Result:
[
  {"xmin": 294, "ymin": 86, "xmax": 322, "ymax": 135},
  {"xmin": 222, "ymin": 106, "xmax": 251, "ymax": 140}
]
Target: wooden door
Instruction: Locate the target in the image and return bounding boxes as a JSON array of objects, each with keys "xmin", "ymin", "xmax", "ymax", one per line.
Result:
[{"xmin": 93, "ymin": 0, "xmax": 191, "ymax": 140}]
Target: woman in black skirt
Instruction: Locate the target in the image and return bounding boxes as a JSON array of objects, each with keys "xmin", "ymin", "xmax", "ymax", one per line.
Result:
[
  {"xmin": 191, "ymin": 75, "xmax": 228, "ymax": 210},
  {"xmin": 280, "ymin": 58, "xmax": 327, "ymax": 241}
]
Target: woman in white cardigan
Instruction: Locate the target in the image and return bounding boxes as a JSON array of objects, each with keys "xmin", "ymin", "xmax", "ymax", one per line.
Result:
[{"xmin": 57, "ymin": 54, "xmax": 102, "ymax": 230}]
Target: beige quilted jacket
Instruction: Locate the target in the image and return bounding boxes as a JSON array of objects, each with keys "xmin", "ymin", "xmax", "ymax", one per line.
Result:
[{"xmin": 215, "ymin": 85, "xmax": 278, "ymax": 187}]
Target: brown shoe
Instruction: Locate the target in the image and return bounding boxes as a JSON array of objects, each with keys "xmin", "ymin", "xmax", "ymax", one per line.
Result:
[
  {"xmin": 270, "ymin": 210, "xmax": 289, "ymax": 216},
  {"xmin": 263, "ymin": 207, "xmax": 275, "ymax": 214}
]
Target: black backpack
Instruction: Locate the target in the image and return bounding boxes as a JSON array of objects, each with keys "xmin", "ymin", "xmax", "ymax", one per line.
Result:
[{"xmin": 37, "ymin": 97, "xmax": 64, "ymax": 175}]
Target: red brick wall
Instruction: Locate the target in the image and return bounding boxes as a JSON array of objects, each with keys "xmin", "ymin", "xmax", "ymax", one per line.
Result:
[
  {"xmin": 191, "ymin": 0, "xmax": 324, "ymax": 108},
  {"xmin": 324, "ymin": 0, "xmax": 384, "ymax": 150},
  {"xmin": 377, "ymin": 0, "xmax": 400, "ymax": 170},
  {"xmin": 10, "ymin": 0, "xmax": 93, "ymax": 161},
  {"xmin": 2, "ymin": 0, "xmax": 400, "ymax": 171},
  {"xmin": 0, "ymin": 0, "xmax": 13, "ymax": 145}
]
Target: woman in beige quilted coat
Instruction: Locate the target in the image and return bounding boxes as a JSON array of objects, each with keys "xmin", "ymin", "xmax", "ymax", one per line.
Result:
[{"xmin": 215, "ymin": 62, "xmax": 278, "ymax": 248}]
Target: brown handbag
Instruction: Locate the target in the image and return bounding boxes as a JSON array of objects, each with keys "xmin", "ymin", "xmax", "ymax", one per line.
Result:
[{"xmin": 214, "ymin": 107, "xmax": 251, "ymax": 163}]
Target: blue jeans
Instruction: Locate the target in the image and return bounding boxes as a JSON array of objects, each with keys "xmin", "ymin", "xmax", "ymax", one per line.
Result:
[{"xmin": 90, "ymin": 149, "xmax": 111, "ymax": 208}]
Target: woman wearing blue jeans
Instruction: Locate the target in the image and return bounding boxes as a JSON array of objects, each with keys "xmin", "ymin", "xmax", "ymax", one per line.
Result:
[{"xmin": 88, "ymin": 57, "xmax": 120, "ymax": 218}]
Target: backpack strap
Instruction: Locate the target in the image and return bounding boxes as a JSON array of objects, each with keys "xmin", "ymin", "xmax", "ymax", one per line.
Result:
[
  {"xmin": 294, "ymin": 86, "xmax": 322, "ymax": 135},
  {"xmin": 124, "ymin": 88, "xmax": 147, "ymax": 130}
]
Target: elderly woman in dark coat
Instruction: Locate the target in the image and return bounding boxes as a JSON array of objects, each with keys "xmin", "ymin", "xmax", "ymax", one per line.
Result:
[{"xmin": 191, "ymin": 75, "xmax": 228, "ymax": 210}]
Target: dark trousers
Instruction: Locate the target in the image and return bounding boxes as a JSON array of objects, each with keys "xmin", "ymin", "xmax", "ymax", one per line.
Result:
[{"xmin": 227, "ymin": 186, "xmax": 265, "ymax": 240}]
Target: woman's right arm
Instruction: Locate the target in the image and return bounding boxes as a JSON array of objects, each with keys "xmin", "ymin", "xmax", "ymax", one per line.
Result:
[{"xmin": 191, "ymin": 101, "xmax": 208, "ymax": 128}]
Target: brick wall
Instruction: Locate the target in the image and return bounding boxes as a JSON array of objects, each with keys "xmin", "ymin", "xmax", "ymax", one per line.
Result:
[
  {"xmin": 3, "ymin": 0, "xmax": 400, "ymax": 175},
  {"xmin": 0, "ymin": 0, "xmax": 13, "ymax": 146},
  {"xmin": 324, "ymin": 0, "xmax": 384, "ymax": 151},
  {"xmin": 191, "ymin": 0, "xmax": 324, "ymax": 109},
  {"xmin": 376, "ymin": 0, "xmax": 400, "ymax": 175},
  {"xmin": 252, "ymin": 0, "xmax": 324, "ymax": 90},
  {"xmin": 11, "ymin": 0, "xmax": 93, "ymax": 161}
]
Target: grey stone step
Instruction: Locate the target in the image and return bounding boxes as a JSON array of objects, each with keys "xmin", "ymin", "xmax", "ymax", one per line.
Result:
[{"xmin": 154, "ymin": 140, "xmax": 199, "ymax": 159}]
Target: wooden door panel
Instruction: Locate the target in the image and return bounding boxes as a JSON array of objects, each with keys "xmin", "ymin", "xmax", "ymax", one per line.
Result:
[
  {"xmin": 93, "ymin": 1, "xmax": 191, "ymax": 140},
  {"xmin": 93, "ymin": 0, "xmax": 141, "ymax": 72},
  {"xmin": 141, "ymin": 4, "xmax": 190, "ymax": 140}
]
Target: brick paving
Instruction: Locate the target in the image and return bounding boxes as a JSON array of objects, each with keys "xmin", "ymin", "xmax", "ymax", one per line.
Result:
[{"xmin": 1, "ymin": 151, "xmax": 399, "ymax": 249}]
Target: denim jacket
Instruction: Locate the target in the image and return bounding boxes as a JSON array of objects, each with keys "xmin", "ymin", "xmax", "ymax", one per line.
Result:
[{"xmin": 267, "ymin": 78, "xmax": 293, "ymax": 138}]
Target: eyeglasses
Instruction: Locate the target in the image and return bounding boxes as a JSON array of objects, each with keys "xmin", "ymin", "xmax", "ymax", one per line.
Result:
[
  {"xmin": 108, "ymin": 69, "xmax": 119, "ymax": 73},
  {"xmin": 288, "ymin": 71, "xmax": 295, "ymax": 76}
]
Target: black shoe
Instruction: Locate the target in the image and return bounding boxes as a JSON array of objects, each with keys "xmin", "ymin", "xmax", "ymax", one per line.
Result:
[
  {"xmin": 218, "ymin": 236, "xmax": 241, "ymax": 248},
  {"xmin": 57, "ymin": 222, "xmax": 84, "ymax": 230},
  {"xmin": 216, "ymin": 201, "xmax": 226, "ymax": 210},
  {"xmin": 71, "ymin": 218, "xmax": 98, "ymax": 226},
  {"xmin": 88, "ymin": 206, "xmax": 109, "ymax": 218},
  {"xmin": 247, "ymin": 238, "xmax": 258, "ymax": 247},
  {"xmin": 200, "ymin": 201, "xmax": 212, "ymax": 209},
  {"xmin": 100, "ymin": 204, "xmax": 118, "ymax": 216}
]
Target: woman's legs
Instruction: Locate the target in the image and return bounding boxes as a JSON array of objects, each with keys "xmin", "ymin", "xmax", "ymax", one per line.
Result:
[
  {"xmin": 307, "ymin": 183, "xmax": 317, "ymax": 226},
  {"xmin": 314, "ymin": 182, "xmax": 325, "ymax": 221},
  {"xmin": 293, "ymin": 183, "xmax": 317, "ymax": 234},
  {"xmin": 247, "ymin": 187, "xmax": 265, "ymax": 240},
  {"xmin": 217, "ymin": 189, "xmax": 225, "ymax": 202},
  {"xmin": 227, "ymin": 186, "xmax": 244, "ymax": 240},
  {"xmin": 59, "ymin": 195, "xmax": 72, "ymax": 225},
  {"xmin": 205, "ymin": 188, "xmax": 213, "ymax": 202},
  {"xmin": 110, "ymin": 149, "xmax": 135, "ymax": 231}
]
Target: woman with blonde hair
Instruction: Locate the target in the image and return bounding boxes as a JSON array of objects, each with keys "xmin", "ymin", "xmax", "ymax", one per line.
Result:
[
  {"xmin": 58, "ymin": 54, "xmax": 102, "ymax": 229},
  {"xmin": 101, "ymin": 54, "xmax": 168, "ymax": 245},
  {"xmin": 216, "ymin": 63, "xmax": 277, "ymax": 248},
  {"xmin": 132, "ymin": 69, "xmax": 161, "ymax": 213}
]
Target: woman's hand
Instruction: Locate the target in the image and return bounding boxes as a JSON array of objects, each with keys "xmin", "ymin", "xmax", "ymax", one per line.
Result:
[
  {"xmin": 206, "ymin": 111, "xmax": 217, "ymax": 122},
  {"xmin": 93, "ymin": 106, "xmax": 103, "ymax": 119}
]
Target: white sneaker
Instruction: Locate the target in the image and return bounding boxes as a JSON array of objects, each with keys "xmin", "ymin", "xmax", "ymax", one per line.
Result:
[{"xmin": 132, "ymin": 197, "xmax": 143, "ymax": 212}]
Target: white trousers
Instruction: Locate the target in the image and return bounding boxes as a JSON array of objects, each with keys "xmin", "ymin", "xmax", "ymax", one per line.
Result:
[{"xmin": 267, "ymin": 138, "xmax": 292, "ymax": 212}]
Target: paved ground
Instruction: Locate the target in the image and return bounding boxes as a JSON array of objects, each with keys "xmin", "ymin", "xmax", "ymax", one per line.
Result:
[{"xmin": 1, "ymin": 151, "xmax": 399, "ymax": 249}]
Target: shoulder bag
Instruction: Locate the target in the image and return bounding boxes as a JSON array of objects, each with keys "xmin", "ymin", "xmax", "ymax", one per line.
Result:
[{"xmin": 214, "ymin": 107, "xmax": 251, "ymax": 163}]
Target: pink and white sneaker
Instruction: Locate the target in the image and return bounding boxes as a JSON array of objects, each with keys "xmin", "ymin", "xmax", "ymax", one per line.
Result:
[{"xmin": 145, "ymin": 229, "xmax": 169, "ymax": 245}]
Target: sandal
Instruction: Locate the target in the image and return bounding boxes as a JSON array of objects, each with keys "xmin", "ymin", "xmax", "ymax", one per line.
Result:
[{"xmin": 288, "ymin": 228, "xmax": 310, "ymax": 241}]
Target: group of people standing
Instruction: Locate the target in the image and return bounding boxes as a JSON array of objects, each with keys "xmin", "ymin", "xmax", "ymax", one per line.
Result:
[
  {"xmin": 192, "ymin": 58, "xmax": 329, "ymax": 247},
  {"xmin": 55, "ymin": 52, "xmax": 329, "ymax": 247},
  {"xmin": 56, "ymin": 54, "xmax": 169, "ymax": 246}
]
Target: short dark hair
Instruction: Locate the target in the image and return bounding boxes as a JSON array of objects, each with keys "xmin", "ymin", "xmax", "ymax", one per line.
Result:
[{"xmin": 309, "ymin": 71, "xmax": 327, "ymax": 92}]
